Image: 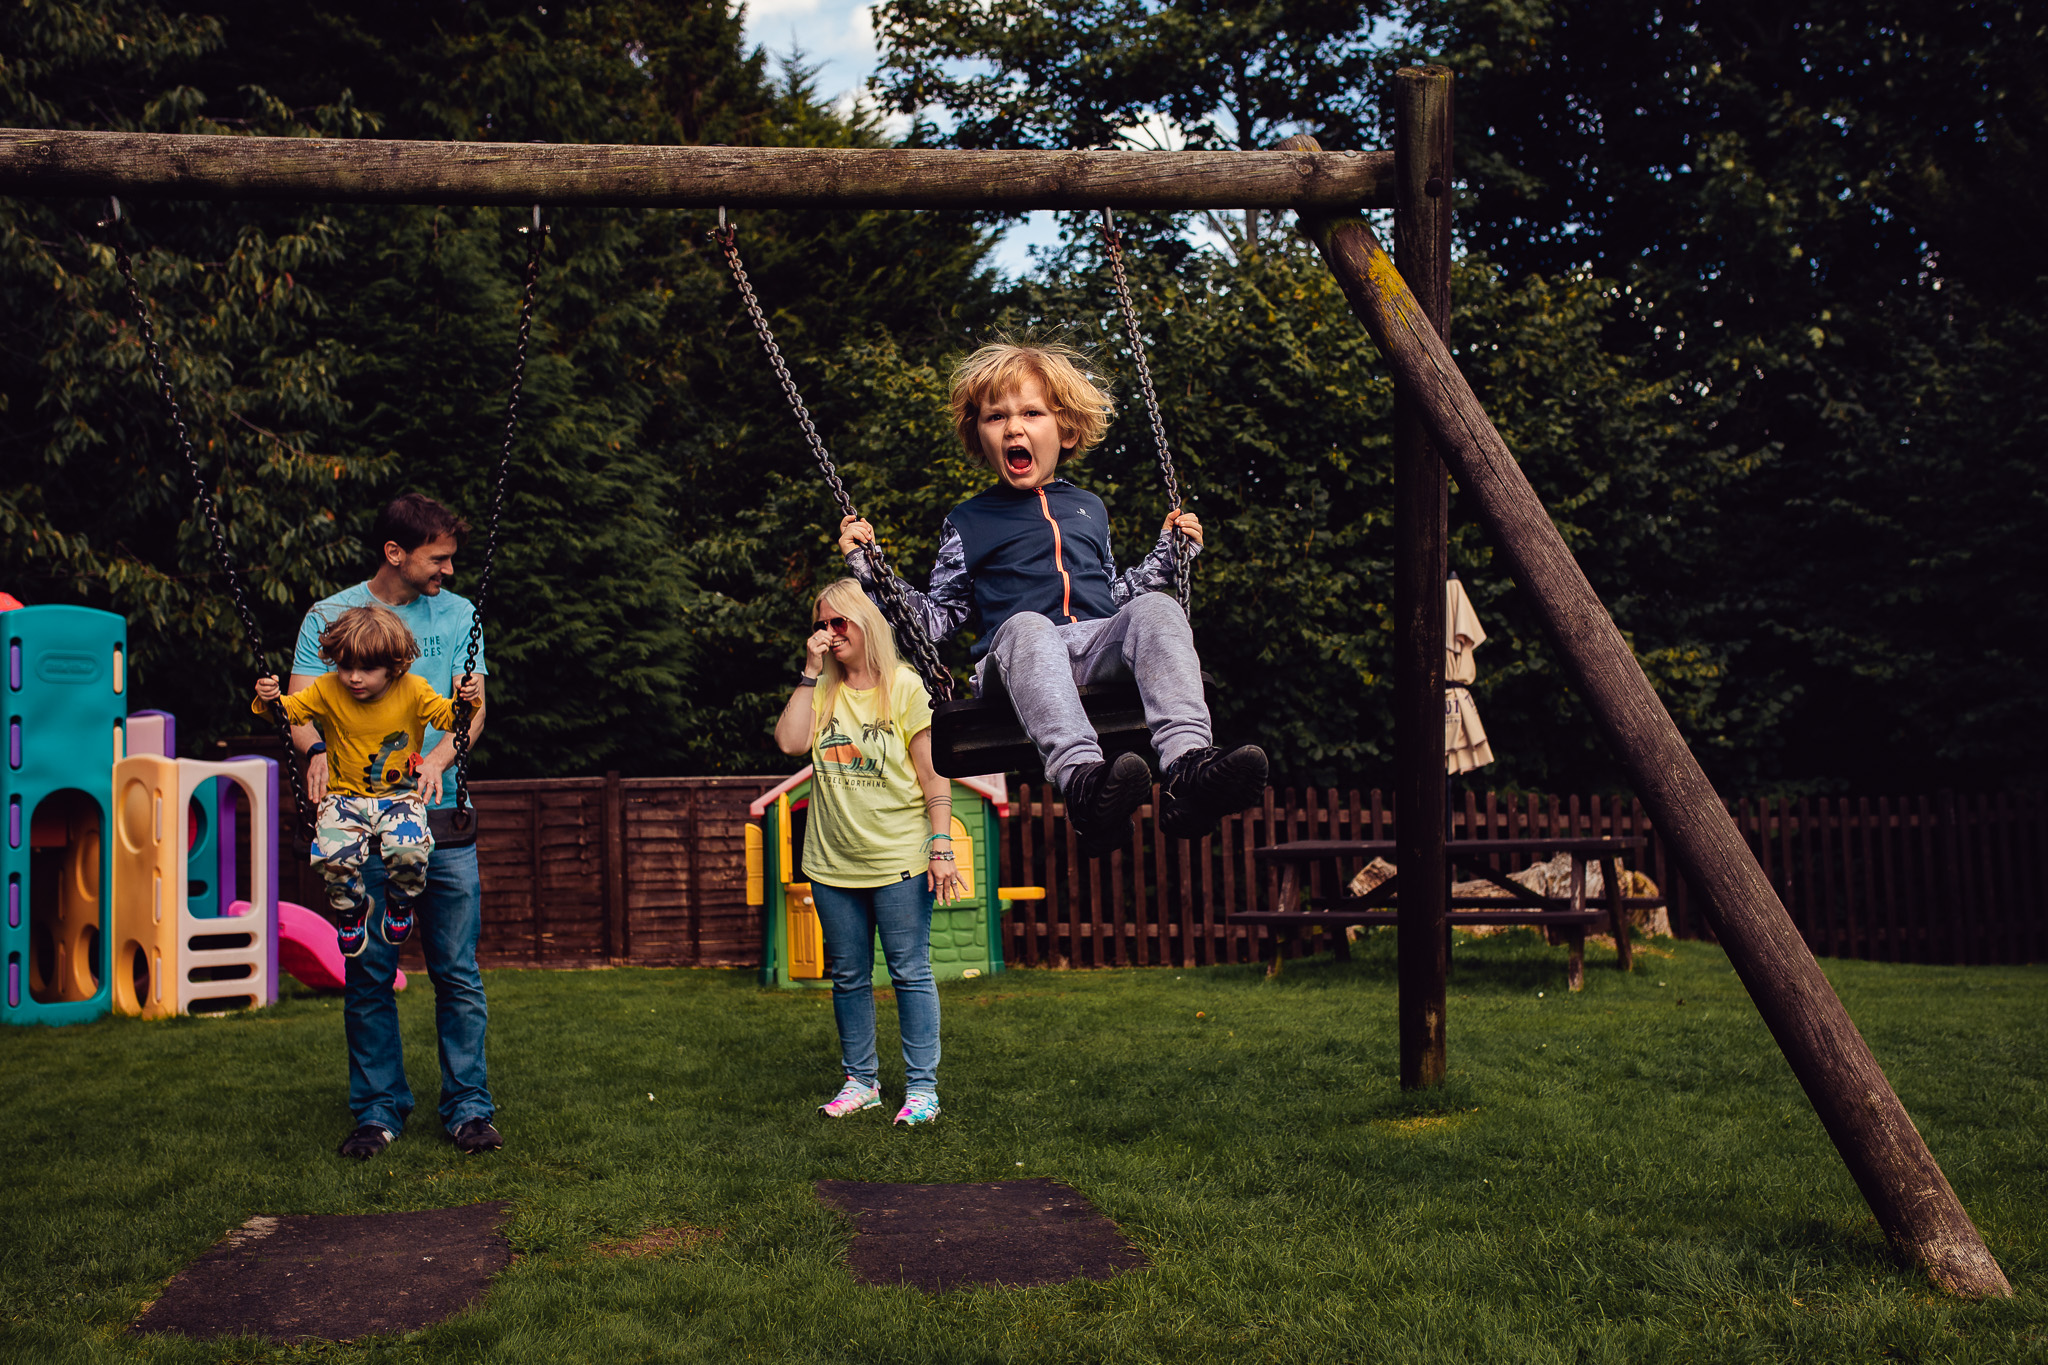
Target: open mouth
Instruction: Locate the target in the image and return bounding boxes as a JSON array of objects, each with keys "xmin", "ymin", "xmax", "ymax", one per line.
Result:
[{"xmin": 1004, "ymin": 446, "xmax": 1034, "ymax": 476}]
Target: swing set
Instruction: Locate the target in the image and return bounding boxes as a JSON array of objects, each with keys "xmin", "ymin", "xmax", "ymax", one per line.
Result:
[{"xmin": 0, "ymin": 66, "xmax": 2011, "ymax": 1297}]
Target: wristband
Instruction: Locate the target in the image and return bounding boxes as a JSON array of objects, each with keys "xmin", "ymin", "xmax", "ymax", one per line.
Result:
[
  {"xmin": 304, "ymin": 742, "xmax": 327, "ymax": 757},
  {"xmin": 797, "ymin": 674, "xmax": 819, "ymax": 688}
]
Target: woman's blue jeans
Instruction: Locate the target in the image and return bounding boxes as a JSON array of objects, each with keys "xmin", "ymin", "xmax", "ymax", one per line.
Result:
[{"xmin": 810, "ymin": 878, "xmax": 940, "ymax": 1094}]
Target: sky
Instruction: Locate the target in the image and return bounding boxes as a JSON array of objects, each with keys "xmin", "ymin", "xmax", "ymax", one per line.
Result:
[{"xmin": 738, "ymin": 0, "xmax": 1066, "ymax": 276}]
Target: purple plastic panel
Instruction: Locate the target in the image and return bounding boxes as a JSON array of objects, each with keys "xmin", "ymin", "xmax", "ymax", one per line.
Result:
[
  {"xmin": 7, "ymin": 875, "xmax": 17, "ymax": 928},
  {"xmin": 127, "ymin": 709, "xmax": 177, "ymax": 759},
  {"xmin": 219, "ymin": 778, "xmax": 240, "ymax": 904},
  {"xmin": 7, "ymin": 641, "xmax": 18, "ymax": 691},
  {"xmin": 6, "ymin": 959, "xmax": 16, "ymax": 1008},
  {"xmin": 7, "ymin": 795, "xmax": 17, "ymax": 849},
  {"xmin": 7, "ymin": 718, "xmax": 17, "ymax": 769},
  {"xmin": 228, "ymin": 755, "xmax": 280, "ymax": 1005}
]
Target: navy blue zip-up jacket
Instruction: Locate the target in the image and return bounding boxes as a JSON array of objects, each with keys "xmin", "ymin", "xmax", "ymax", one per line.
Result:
[{"xmin": 847, "ymin": 478, "xmax": 1194, "ymax": 659}]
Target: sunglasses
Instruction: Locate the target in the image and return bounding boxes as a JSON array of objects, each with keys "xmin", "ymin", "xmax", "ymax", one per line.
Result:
[{"xmin": 811, "ymin": 616, "xmax": 853, "ymax": 636}]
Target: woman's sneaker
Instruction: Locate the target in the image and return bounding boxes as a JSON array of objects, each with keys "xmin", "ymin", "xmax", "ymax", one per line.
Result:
[
  {"xmin": 893, "ymin": 1092, "xmax": 941, "ymax": 1126},
  {"xmin": 819, "ymin": 1078, "xmax": 882, "ymax": 1118}
]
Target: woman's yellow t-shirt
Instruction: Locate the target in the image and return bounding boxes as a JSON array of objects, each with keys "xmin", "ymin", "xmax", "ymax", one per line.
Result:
[{"xmin": 802, "ymin": 664, "xmax": 935, "ymax": 889}]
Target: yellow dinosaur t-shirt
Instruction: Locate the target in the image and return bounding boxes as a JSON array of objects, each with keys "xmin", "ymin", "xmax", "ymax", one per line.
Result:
[{"xmin": 258, "ymin": 672, "xmax": 460, "ymax": 798}]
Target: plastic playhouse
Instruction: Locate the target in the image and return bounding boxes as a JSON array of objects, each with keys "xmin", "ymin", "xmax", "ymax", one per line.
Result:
[
  {"xmin": 747, "ymin": 768, "xmax": 1043, "ymax": 990},
  {"xmin": 3, "ymin": 600, "xmax": 387, "ymax": 1026}
]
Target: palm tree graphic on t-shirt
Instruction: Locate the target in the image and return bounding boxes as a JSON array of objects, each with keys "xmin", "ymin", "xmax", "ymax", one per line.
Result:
[{"xmin": 817, "ymin": 717, "xmax": 884, "ymax": 777}]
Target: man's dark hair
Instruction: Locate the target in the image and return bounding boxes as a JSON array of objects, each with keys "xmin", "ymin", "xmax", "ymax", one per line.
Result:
[{"xmin": 371, "ymin": 493, "xmax": 471, "ymax": 557}]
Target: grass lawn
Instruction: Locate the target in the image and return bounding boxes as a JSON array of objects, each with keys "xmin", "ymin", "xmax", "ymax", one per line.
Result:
[{"xmin": 1, "ymin": 932, "xmax": 2044, "ymax": 1363}]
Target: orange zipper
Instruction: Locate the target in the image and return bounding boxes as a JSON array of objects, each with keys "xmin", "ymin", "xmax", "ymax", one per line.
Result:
[{"xmin": 1035, "ymin": 488, "xmax": 1074, "ymax": 621}]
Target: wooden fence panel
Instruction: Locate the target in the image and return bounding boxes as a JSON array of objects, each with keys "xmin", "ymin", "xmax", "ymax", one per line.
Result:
[{"xmin": 221, "ymin": 731, "xmax": 2046, "ymax": 972}]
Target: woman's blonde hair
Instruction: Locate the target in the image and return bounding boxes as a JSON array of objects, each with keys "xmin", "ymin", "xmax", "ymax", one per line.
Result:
[
  {"xmin": 811, "ymin": 578, "xmax": 905, "ymax": 739},
  {"xmin": 950, "ymin": 340, "xmax": 1116, "ymax": 459},
  {"xmin": 316, "ymin": 604, "xmax": 419, "ymax": 674}
]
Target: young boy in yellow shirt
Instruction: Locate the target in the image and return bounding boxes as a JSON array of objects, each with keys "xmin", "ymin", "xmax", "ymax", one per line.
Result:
[{"xmin": 255, "ymin": 605, "xmax": 483, "ymax": 957}]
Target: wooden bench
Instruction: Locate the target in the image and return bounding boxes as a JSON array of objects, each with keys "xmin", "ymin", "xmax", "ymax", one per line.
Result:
[{"xmin": 1230, "ymin": 837, "xmax": 1660, "ymax": 990}]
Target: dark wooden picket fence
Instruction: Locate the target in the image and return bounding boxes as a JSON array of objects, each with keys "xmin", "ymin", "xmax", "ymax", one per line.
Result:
[
  {"xmin": 225, "ymin": 729, "xmax": 2043, "ymax": 971},
  {"xmin": 998, "ymin": 784, "xmax": 2048, "ymax": 969}
]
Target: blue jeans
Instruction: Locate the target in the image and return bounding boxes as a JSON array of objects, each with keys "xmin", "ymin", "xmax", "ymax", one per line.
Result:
[
  {"xmin": 343, "ymin": 841, "xmax": 493, "ymax": 1135},
  {"xmin": 811, "ymin": 878, "xmax": 940, "ymax": 1094}
]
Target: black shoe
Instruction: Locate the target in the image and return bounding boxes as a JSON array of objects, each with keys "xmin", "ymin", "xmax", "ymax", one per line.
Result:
[
  {"xmin": 337, "ymin": 1123, "xmax": 393, "ymax": 1160},
  {"xmin": 451, "ymin": 1117, "xmax": 503, "ymax": 1154},
  {"xmin": 1161, "ymin": 745, "xmax": 1269, "ymax": 841},
  {"xmin": 1062, "ymin": 752, "xmax": 1153, "ymax": 859}
]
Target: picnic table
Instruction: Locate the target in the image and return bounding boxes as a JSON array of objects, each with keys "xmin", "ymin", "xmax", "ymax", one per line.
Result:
[{"xmin": 1229, "ymin": 836, "xmax": 1659, "ymax": 990}]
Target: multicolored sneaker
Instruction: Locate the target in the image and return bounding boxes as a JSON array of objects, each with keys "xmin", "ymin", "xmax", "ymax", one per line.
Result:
[
  {"xmin": 819, "ymin": 1078, "xmax": 882, "ymax": 1118},
  {"xmin": 335, "ymin": 909, "xmax": 369, "ymax": 959},
  {"xmin": 893, "ymin": 1092, "xmax": 941, "ymax": 1126},
  {"xmin": 380, "ymin": 899, "xmax": 415, "ymax": 948}
]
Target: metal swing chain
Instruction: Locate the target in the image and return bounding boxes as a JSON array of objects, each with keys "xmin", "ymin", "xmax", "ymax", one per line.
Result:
[
  {"xmin": 1098, "ymin": 209, "xmax": 1193, "ymax": 614},
  {"xmin": 449, "ymin": 208, "xmax": 547, "ymax": 831},
  {"xmin": 710, "ymin": 218, "xmax": 956, "ymax": 704},
  {"xmin": 105, "ymin": 202, "xmax": 313, "ymax": 842}
]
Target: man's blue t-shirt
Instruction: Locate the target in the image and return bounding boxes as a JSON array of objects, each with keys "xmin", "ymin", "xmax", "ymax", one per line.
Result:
[{"xmin": 293, "ymin": 583, "xmax": 488, "ymax": 810}]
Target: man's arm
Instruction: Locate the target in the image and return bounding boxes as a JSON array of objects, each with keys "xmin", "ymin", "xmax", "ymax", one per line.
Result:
[
  {"xmin": 285, "ymin": 673, "xmax": 328, "ymax": 804},
  {"xmin": 414, "ymin": 678, "xmax": 485, "ymax": 800}
]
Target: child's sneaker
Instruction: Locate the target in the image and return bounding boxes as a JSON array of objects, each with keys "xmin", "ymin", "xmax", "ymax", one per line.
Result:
[
  {"xmin": 336, "ymin": 909, "xmax": 370, "ymax": 958},
  {"xmin": 819, "ymin": 1077, "xmax": 882, "ymax": 1118},
  {"xmin": 380, "ymin": 899, "xmax": 415, "ymax": 948},
  {"xmin": 1063, "ymin": 752, "xmax": 1152, "ymax": 858},
  {"xmin": 1161, "ymin": 744, "xmax": 1269, "ymax": 840},
  {"xmin": 893, "ymin": 1092, "xmax": 941, "ymax": 1126}
]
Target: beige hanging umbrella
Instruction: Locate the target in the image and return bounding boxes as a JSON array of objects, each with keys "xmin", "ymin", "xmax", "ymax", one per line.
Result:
[{"xmin": 1445, "ymin": 575, "xmax": 1495, "ymax": 775}]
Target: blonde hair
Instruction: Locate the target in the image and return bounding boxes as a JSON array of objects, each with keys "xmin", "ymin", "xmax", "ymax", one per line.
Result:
[
  {"xmin": 811, "ymin": 579, "xmax": 904, "ymax": 740},
  {"xmin": 950, "ymin": 340, "xmax": 1116, "ymax": 459},
  {"xmin": 316, "ymin": 604, "xmax": 418, "ymax": 674}
]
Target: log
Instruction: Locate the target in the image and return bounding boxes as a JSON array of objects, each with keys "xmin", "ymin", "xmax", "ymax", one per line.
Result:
[
  {"xmin": 1389, "ymin": 66, "xmax": 1454, "ymax": 1089},
  {"xmin": 0, "ymin": 129, "xmax": 1394, "ymax": 210},
  {"xmin": 1288, "ymin": 138, "xmax": 2011, "ymax": 1298}
]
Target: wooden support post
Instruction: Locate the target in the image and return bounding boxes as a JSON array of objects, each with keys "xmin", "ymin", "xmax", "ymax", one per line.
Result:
[
  {"xmin": 0, "ymin": 129, "xmax": 1395, "ymax": 211},
  {"xmin": 603, "ymin": 770, "xmax": 628, "ymax": 963},
  {"xmin": 1391, "ymin": 66, "xmax": 1454, "ymax": 1089},
  {"xmin": 1288, "ymin": 158, "xmax": 2011, "ymax": 1298}
]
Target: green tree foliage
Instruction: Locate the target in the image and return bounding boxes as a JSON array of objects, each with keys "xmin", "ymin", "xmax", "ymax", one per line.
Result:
[
  {"xmin": 875, "ymin": 0, "xmax": 1390, "ymax": 151},
  {"xmin": 3, "ymin": 0, "xmax": 998, "ymax": 778},
  {"xmin": 1402, "ymin": 0, "xmax": 2048, "ymax": 790}
]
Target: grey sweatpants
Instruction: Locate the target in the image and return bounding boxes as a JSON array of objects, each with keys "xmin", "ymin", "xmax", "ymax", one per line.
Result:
[{"xmin": 974, "ymin": 592, "xmax": 1211, "ymax": 790}]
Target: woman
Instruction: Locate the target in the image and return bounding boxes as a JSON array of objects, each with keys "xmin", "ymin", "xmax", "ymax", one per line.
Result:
[{"xmin": 774, "ymin": 579, "xmax": 960, "ymax": 1125}]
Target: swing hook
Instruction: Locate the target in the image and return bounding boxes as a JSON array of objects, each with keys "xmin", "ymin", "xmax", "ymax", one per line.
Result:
[
  {"xmin": 518, "ymin": 204, "xmax": 547, "ymax": 237},
  {"xmin": 97, "ymin": 196, "xmax": 122, "ymax": 229}
]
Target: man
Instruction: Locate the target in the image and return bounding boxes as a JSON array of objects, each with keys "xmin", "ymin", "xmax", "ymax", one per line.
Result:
[{"xmin": 289, "ymin": 492, "xmax": 501, "ymax": 1159}]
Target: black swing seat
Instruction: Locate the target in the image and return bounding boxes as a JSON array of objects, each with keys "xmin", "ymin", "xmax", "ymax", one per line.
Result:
[{"xmin": 929, "ymin": 676, "xmax": 1219, "ymax": 780}]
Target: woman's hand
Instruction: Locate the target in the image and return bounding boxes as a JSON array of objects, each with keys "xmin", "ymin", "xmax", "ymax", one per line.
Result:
[
  {"xmin": 804, "ymin": 626, "xmax": 833, "ymax": 676},
  {"xmin": 1164, "ymin": 508, "xmax": 1204, "ymax": 549},
  {"xmin": 928, "ymin": 854, "xmax": 962, "ymax": 901},
  {"xmin": 838, "ymin": 515, "xmax": 876, "ymax": 558}
]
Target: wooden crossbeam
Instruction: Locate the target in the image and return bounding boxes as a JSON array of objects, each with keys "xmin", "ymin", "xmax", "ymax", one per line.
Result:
[{"xmin": 0, "ymin": 129, "xmax": 1395, "ymax": 210}]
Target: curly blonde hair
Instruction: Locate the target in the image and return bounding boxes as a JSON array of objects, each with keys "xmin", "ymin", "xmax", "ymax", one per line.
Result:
[{"xmin": 950, "ymin": 340, "xmax": 1116, "ymax": 460}]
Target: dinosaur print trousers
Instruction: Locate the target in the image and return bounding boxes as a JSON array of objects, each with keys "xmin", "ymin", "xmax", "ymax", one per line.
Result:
[{"xmin": 313, "ymin": 792, "xmax": 435, "ymax": 919}]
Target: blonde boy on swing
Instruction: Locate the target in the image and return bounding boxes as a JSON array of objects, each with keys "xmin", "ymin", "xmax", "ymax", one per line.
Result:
[{"xmin": 839, "ymin": 341, "xmax": 1266, "ymax": 855}]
